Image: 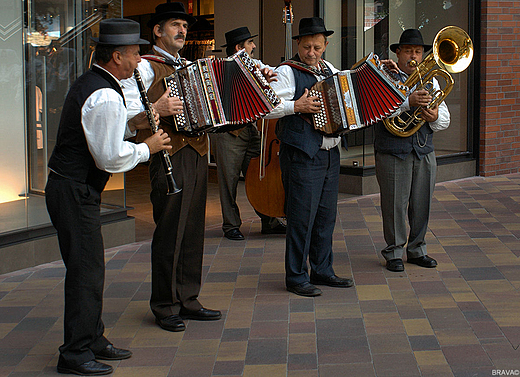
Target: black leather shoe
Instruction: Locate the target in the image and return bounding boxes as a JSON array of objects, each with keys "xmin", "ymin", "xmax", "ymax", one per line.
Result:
[
  {"xmin": 180, "ymin": 307, "xmax": 222, "ymax": 321},
  {"xmin": 286, "ymin": 282, "xmax": 322, "ymax": 297},
  {"xmin": 310, "ymin": 274, "xmax": 354, "ymax": 288},
  {"xmin": 261, "ymin": 223, "xmax": 287, "ymax": 235},
  {"xmin": 386, "ymin": 259, "xmax": 405, "ymax": 272},
  {"xmin": 94, "ymin": 344, "xmax": 132, "ymax": 361},
  {"xmin": 155, "ymin": 315, "xmax": 186, "ymax": 332},
  {"xmin": 407, "ymin": 255, "xmax": 437, "ymax": 268},
  {"xmin": 57, "ymin": 360, "xmax": 113, "ymax": 375},
  {"xmin": 224, "ymin": 229, "xmax": 245, "ymax": 240}
]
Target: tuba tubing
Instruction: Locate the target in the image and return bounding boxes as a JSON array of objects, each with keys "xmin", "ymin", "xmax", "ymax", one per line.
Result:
[{"xmin": 383, "ymin": 26, "xmax": 473, "ymax": 137}]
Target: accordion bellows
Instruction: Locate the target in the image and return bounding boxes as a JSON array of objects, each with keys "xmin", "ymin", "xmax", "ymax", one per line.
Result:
[
  {"xmin": 165, "ymin": 50, "xmax": 280, "ymax": 133},
  {"xmin": 310, "ymin": 53, "xmax": 408, "ymax": 136}
]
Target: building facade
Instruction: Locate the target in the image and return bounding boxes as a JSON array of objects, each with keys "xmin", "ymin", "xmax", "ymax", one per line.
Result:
[{"xmin": 0, "ymin": 0, "xmax": 518, "ymax": 273}]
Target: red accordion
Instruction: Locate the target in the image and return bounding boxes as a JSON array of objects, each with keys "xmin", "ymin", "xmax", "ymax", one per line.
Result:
[
  {"xmin": 310, "ymin": 53, "xmax": 408, "ymax": 136},
  {"xmin": 164, "ymin": 50, "xmax": 280, "ymax": 133}
]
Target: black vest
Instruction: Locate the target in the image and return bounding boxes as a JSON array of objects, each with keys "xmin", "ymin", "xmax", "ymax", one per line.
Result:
[
  {"xmin": 48, "ymin": 66, "xmax": 125, "ymax": 193},
  {"xmin": 277, "ymin": 58, "xmax": 332, "ymax": 158}
]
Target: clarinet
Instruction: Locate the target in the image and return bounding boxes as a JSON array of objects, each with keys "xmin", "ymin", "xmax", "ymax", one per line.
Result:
[{"xmin": 133, "ymin": 68, "xmax": 181, "ymax": 195}]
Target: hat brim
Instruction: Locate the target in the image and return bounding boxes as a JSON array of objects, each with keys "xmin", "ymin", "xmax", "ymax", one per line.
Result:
[
  {"xmin": 221, "ymin": 34, "xmax": 258, "ymax": 47},
  {"xmin": 92, "ymin": 36, "xmax": 150, "ymax": 45},
  {"xmin": 147, "ymin": 12, "xmax": 197, "ymax": 29},
  {"xmin": 390, "ymin": 43, "xmax": 432, "ymax": 53},
  {"xmin": 292, "ymin": 30, "xmax": 334, "ymax": 40}
]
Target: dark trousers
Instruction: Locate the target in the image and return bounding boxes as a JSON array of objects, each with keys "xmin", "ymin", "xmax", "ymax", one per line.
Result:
[
  {"xmin": 279, "ymin": 144, "xmax": 339, "ymax": 286},
  {"xmin": 211, "ymin": 126, "xmax": 279, "ymax": 232},
  {"xmin": 375, "ymin": 151, "xmax": 437, "ymax": 260},
  {"xmin": 149, "ymin": 146, "xmax": 206, "ymax": 319},
  {"xmin": 45, "ymin": 174, "xmax": 110, "ymax": 367}
]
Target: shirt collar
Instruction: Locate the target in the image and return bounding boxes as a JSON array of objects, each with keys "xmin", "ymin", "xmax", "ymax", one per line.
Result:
[
  {"xmin": 153, "ymin": 45, "xmax": 182, "ymax": 64},
  {"xmin": 93, "ymin": 64, "xmax": 123, "ymax": 88}
]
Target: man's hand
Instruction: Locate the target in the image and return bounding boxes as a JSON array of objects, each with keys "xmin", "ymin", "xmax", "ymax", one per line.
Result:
[
  {"xmin": 294, "ymin": 88, "xmax": 322, "ymax": 114},
  {"xmin": 421, "ymin": 105, "xmax": 438, "ymax": 123},
  {"xmin": 128, "ymin": 108, "xmax": 160, "ymax": 132},
  {"xmin": 408, "ymin": 89, "xmax": 432, "ymax": 107},
  {"xmin": 153, "ymin": 87, "xmax": 184, "ymax": 117},
  {"xmin": 258, "ymin": 66, "xmax": 278, "ymax": 83},
  {"xmin": 380, "ymin": 59, "xmax": 399, "ymax": 73},
  {"xmin": 144, "ymin": 129, "xmax": 172, "ymax": 154}
]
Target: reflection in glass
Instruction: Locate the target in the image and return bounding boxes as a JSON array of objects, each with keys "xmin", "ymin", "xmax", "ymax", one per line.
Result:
[
  {"xmin": 0, "ymin": 0, "xmax": 125, "ymax": 235},
  {"xmin": 324, "ymin": 0, "xmax": 470, "ymax": 169}
]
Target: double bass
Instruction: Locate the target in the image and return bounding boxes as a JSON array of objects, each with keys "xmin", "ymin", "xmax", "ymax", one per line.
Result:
[{"xmin": 245, "ymin": 0, "xmax": 293, "ymax": 218}]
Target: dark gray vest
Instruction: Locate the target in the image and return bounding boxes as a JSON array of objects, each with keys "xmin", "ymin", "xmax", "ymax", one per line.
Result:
[
  {"xmin": 374, "ymin": 112, "xmax": 434, "ymax": 160},
  {"xmin": 277, "ymin": 59, "xmax": 332, "ymax": 158},
  {"xmin": 374, "ymin": 72, "xmax": 434, "ymax": 160}
]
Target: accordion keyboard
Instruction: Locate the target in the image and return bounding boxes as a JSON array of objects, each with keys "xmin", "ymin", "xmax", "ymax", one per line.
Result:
[
  {"xmin": 164, "ymin": 76, "xmax": 189, "ymax": 131},
  {"xmin": 310, "ymin": 90, "xmax": 326, "ymax": 130}
]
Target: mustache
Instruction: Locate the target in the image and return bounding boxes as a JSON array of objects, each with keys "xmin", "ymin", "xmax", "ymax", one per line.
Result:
[{"xmin": 174, "ymin": 34, "xmax": 185, "ymax": 41}]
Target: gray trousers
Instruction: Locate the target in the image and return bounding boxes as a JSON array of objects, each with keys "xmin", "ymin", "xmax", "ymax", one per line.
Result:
[
  {"xmin": 375, "ymin": 151, "xmax": 436, "ymax": 261},
  {"xmin": 211, "ymin": 125, "xmax": 278, "ymax": 232}
]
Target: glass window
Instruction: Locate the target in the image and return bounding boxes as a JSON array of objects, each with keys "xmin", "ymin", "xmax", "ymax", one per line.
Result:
[
  {"xmin": 323, "ymin": 0, "xmax": 471, "ymax": 168},
  {"xmin": 0, "ymin": 0, "xmax": 124, "ymax": 236}
]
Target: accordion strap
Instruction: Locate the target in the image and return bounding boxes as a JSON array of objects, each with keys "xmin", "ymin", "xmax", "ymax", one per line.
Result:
[
  {"xmin": 280, "ymin": 59, "xmax": 330, "ymax": 77},
  {"xmin": 142, "ymin": 54, "xmax": 187, "ymax": 67}
]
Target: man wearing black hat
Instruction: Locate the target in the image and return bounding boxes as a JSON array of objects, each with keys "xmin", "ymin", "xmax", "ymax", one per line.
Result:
[
  {"xmin": 266, "ymin": 17, "xmax": 354, "ymax": 297},
  {"xmin": 374, "ymin": 28, "xmax": 450, "ymax": 272},
  {"xmin": 211, "ymin": 26, "xmax": 285, "ymax": 241},
  {"xmin": 46, "ymin": 18, "xmax": 171, "ymax": 375},
  {"xmin": 122, "ymin": 2, "xmax": 222, "ymax": 333}
]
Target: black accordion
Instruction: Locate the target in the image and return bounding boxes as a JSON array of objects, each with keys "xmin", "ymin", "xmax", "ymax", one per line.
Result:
[
  {"xmin": 164, "ymin": 50, "xmax": 280, "ymax": 133},
  {"xmin": 310, "ymin": 53, "xmax": 408, "ymax": 136}
]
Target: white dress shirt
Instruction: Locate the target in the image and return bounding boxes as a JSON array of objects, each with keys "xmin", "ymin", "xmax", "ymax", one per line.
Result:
[
  {"xmin": 82, "ymin": 64, "xmax": 150, "ymax": 174},
  {"xmin": 266, "ymin": 59, "xmax": 341, "ymax": 150},
  {"xmin": 122, "ymin": 46, "xmax": 189, "ymax": 121}
]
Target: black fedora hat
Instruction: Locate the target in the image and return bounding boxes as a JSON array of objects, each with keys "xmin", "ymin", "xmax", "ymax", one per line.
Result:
[
  {"xmin": 92, "ymin": 18, "xmax": 150, "ymax": 45},
  {"xmin": 390, "ymin": 29, "xmax": 432, "ymax": 53},
  {"xmin": 221, "ymin": 26, "xmax": 258, "ymax": 47},
  {"xmin": 147, "ymin": 2, "xmax": 197, "ymax": 29},
  {"xmin": 292, "ymin": 17, "xmax": 334, "ymax": 40}
]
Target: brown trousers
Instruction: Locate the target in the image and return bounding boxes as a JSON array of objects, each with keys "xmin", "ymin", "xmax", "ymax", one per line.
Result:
[{"xmin": 149, "ymin": 146, "xmax": 207, "ymax": 319}]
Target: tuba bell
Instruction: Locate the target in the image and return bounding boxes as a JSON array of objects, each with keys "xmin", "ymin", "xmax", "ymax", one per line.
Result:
[{"xmin": 383, "ymin": 26, "xmax": 474, "ymax": 137}]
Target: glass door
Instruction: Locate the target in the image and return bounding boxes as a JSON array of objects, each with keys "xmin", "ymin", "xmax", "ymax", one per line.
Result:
[{"xmin": 25, "ymin": 0, "xmax": 122, "ymax": 193}]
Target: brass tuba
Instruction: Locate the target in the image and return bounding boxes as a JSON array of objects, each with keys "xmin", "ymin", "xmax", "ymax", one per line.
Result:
[{"xmin": 383, "ymin": 26, "xmax": 474, "ymax": 137}]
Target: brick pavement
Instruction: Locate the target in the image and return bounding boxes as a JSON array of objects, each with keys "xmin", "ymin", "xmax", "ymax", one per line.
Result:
[{"xmin": 1, "ymin": 173, "xmax": 519, "ymax": 376}]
